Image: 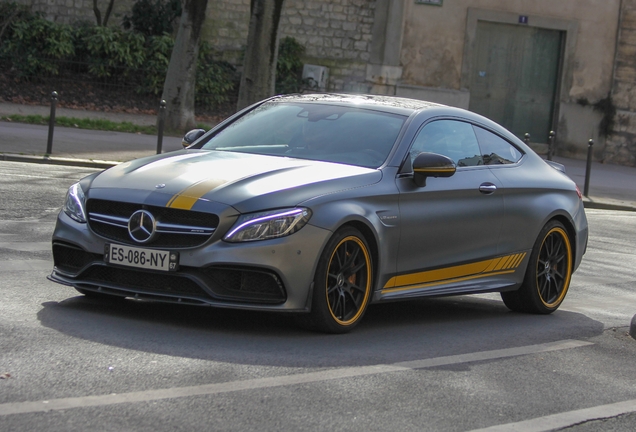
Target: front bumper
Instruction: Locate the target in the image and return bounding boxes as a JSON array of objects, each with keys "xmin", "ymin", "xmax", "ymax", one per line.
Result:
[{"xmin": 50, "ymin": 211, "xmax": 332, "ymax": 312}]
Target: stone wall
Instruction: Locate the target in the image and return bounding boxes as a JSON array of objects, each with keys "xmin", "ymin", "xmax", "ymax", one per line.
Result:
[
  {"xmin": 280, "ymin": 0, "xmax": 376, "ymax": 92},
  {"xmin": 202, "ymin": 0, "xmax": 250, "ymax": 64},
  {"xmin": 606, "ymin": 0, "xmax": 636, "ymax": 167},
  {"xmin": 204, "ymin": 0, "xmax": 378, "ymax": 92},
  {"xmin": 17, "ymin": 0, "xmax": 132, "ymax": 25}
]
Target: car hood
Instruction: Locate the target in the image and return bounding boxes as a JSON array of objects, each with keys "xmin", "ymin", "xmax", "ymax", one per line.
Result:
[{"xmin": 88, "ymin": 150, "xmax": 381, "ymax": 212}]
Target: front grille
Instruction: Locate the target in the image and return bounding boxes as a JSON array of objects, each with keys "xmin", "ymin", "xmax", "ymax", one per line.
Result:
[{"xmin": 86, "ymin": 199, "xmax": 219, "ymax": 248}]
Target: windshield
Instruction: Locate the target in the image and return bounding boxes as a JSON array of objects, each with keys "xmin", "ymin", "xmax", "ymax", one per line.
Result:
[{"xmin": 200, "ymin": 102, "xmax": 406, "ymax": 168}]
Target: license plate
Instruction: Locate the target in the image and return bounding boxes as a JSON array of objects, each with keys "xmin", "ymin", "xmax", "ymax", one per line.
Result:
[{"xmin": 105, "ymin": 244, "xmax": 179, "ymax": 272}]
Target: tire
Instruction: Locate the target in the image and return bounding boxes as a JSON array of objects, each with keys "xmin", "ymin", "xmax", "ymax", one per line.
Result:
[
  {"xmin": 501, "ymin": 220, "xmax": 573, "ymax": 314},
  {"xmin": 300, "ymin": 227, "xmax": 373, "ymax": 334}
]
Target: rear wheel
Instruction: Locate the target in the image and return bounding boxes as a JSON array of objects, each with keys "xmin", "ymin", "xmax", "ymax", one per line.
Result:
[
  {"xmin": 300, "ymin": 227, "xmax": 373, "ymax": 333},
  {"xmin": 501, "ymin": 220, "xmax": 573, "ymax": 314}
]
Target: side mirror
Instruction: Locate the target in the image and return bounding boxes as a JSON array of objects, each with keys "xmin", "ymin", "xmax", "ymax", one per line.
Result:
[
  {"xmin": 182, "ymin": 129, "xmax": 206, "ymax": 148},
  {"xmin": 412, "ymin": 152, "xmax": 456, "ymax": 187}
]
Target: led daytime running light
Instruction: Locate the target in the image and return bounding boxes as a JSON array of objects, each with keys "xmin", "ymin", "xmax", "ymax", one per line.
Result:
[{"xmin": 224, "ymin": 208, "xmax": 311, "ymax": 242}]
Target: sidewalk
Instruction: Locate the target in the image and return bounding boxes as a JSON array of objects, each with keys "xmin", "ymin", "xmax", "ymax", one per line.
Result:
[
  {"xmin": 0, "ymin": 101, "xmax": 183, "ymax": 167},
  {"xmin": 1, "ymin": 102, "xmax": 635, "ymax": 211},
  {"xmin": 0, "ymin": 101, "xmax": 158, "ymax": 126}
]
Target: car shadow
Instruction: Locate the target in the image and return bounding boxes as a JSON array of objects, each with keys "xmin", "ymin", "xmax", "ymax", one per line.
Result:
[{"xmin": 37, "ymin": 293, "xmax": 604, "ymax": 369}]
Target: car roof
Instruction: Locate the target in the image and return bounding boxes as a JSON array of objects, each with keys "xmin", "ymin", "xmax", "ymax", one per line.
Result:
[{"xmin": 269, "ymin": 93, "xmax": 443, "ymax": 116}]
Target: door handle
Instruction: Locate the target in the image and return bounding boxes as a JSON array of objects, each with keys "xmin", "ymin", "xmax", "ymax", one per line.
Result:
[{"xmin": 479, "ymin": 183, "xmax": 497, "ymax": 194}]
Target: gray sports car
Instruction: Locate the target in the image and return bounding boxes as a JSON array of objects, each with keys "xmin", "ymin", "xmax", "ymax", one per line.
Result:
[{"xmin": 50, "ymin": 94, "xmax": 588, "ymax": 333}]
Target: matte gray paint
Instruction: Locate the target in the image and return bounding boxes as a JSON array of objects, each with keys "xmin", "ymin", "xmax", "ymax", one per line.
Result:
[{"xmin": 50, "ymin": 94, "xmax": 588, "ymax": 315}]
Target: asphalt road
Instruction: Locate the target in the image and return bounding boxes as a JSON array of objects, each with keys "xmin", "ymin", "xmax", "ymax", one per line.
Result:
[{"xmin": 1, "ymin": 161, "xmax": 635, "ymax": 431}]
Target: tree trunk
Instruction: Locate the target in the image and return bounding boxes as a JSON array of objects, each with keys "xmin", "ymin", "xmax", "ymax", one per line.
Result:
[
  {"xmin": 161, "ymin": 0, "xmax": 208, "ymax": 132},
  {"xmin": 92, "ymin": 0, "xmax": 102, "ymax": 26},
  {"xmin": 237, "ymin": 0, "xmax": 286, "ymax": 110},
  {"xmin": 102, "ymin": 0, "xmax": 115, "ymax": 26},
  {"xmin": 92, "ymin": 0, "xmax": 115, "ymax": 26}
]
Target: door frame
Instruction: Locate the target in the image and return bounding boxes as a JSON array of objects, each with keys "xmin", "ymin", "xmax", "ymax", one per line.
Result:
[{"xmin": 461, "ymin": 8, "xmax": 578, "ymax": 142}]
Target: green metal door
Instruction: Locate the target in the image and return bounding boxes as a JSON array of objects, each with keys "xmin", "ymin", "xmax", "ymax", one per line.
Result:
[{"xmin": 469, "ymin": 21, "xmax": 562, "ymax": 143}]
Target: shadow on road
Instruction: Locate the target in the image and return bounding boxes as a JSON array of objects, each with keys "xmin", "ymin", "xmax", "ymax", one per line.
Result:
[{"xmin": 37, "ymin": 294, "xmax": 604, "ymax": 368}]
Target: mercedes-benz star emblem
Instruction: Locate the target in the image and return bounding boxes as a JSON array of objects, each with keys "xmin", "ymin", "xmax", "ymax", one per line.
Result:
[{"xmin": 128, "ymin": 210, "xmax": 157, "ymax": 243}]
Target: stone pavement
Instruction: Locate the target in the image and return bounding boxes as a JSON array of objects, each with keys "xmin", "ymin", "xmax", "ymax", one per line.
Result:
[{"xmin": 1, "ymin": 101, "xmax": 635, "ymax": 211}]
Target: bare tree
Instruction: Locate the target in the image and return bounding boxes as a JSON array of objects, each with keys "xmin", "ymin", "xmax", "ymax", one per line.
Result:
[
  {"xmin": 93, "ymin": 0, "xmax": 116, "ymax": 26},
  {"xmin": 237, "ymin": 0, "xmax": 286, "ymax": 110},
  {"xmin": 161, "ymin": 0, "xmax": 209, "ymax": 131}
]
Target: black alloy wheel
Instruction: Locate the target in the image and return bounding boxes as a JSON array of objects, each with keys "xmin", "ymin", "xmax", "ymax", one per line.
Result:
[
  {"xmin": 501, "ymin": 220, "xmax": 573, "ymax": 314},
  {"xmin": 300, "ymin": 226, "xmax": 373, "ymax": 333}
]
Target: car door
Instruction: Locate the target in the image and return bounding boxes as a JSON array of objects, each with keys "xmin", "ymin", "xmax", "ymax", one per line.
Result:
[
  {"xmin": 391, "ymin": 119, "xmax": 505, "ymax": 292},
  {"xmin": 471, "ymin": 124, "xmax": 529, "ymax": 255}
]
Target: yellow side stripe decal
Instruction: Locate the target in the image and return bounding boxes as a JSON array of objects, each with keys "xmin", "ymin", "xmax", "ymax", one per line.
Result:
[
  {"xmin": 383, "ymin": 270, "xmax": 518, "ymax": 294},
  {"xmin": 511, "ymin": 253, "xmax": 525, "ymax": 269},
  {"xmin": 495, "ymin": 255, "xmax": 513, "ymax": 271},
  {"xmin": 167, "ymin": 178, "xmax": 226, "ymax": 210},
  {"xmin": 383, "ymin": 252, "xmax": 527, "ymax": 293}
]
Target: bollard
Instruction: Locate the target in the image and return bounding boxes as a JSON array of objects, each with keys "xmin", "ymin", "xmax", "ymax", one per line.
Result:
[
  {"xmin": 156, "ymin": 99, "xmax": 166, "ymax": 154},
  {"xmin": 548, "ymin": 130, "xmax": 555, "ymax": 161},
  {"xmin": 46, "ymin": 91, "xmax": 58, "ymax": 155},
  {"xmin": 583, "ymin": 139, "xmax": 594, "ymax": 197},
  {"xmin": 524, "ymin": 133, "xmax": 530, "ymax": 146}
]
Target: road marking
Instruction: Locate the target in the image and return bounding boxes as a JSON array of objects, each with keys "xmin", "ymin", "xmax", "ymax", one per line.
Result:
[
  {"xmin": 0, "ymin": 339, "xmax": 592, "ymax": 416},
  {"xmin": 468, "ymin": 398, "xmax": 636, "ymax": 432},
  {"xmin": 0, "ymin": 260, "xmax": 51, "ymax": 271},
  {"xmin": 392, "ymin": 339, "xmax": 591, "ymax": 369}
]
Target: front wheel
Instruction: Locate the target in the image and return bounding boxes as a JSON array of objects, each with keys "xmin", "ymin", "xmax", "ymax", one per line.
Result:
[
  {"xmin": 501, "ymin": 220, "xmax": 573, "ymax": 314},
  {"xmin": 299, "ymin": 227, "xmax": 373, "ymax": 333}
]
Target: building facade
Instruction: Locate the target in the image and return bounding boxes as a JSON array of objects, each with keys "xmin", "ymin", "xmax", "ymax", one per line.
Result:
[
  {"xmin": 607, "ymin": 0, "xmax": 636, "ymax": 166},
  {"xmin": 16, "ymin": 0, "xmax": 636, "ymax": 165}
]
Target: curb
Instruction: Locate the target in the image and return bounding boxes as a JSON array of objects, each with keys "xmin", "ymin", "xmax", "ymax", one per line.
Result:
[
  {"xmin": 582, "ymin": 196, "xmax": 636, "ymax": 212},
  {"xmin": 1, "ymin": 153, "xmax": 118, "ymax": 169}
]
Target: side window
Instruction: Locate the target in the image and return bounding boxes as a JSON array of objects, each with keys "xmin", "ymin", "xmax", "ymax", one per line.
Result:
[
  {"xmin": 410, "ymin": 120, "xmax": 483, "ymax": 167},
  {"xmin": 473, "ymin": 126, "xmax": 523, "ymax": 165}
]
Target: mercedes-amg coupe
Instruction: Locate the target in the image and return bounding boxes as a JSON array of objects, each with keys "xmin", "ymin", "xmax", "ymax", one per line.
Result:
[{"xmin": 50, "ymin": 94, "xmax": 588, "ymax": 333}]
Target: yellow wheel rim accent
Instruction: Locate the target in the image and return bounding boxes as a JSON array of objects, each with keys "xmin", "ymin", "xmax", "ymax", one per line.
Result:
[
  {"xmin": 536, "ymin": 227, "xmax": 572, "ymax": 308},
  {"xmin": 325, "ymin": 236, "xmax": 372, "ymax": 326}
]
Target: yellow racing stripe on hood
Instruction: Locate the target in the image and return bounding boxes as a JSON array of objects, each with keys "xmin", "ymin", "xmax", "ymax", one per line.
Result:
[{"xmin": 167, "ymin": 178, "xmax": 226, "ymax": 210}]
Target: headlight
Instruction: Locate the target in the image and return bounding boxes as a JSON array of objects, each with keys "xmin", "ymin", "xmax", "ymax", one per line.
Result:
[
  {"xmin": 224, "ymin": 208, "xmax": 312, "ymax": 242},
  {"xmin": 63, "ymin": 183, "xmax": 87, "ymax": 223}
]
